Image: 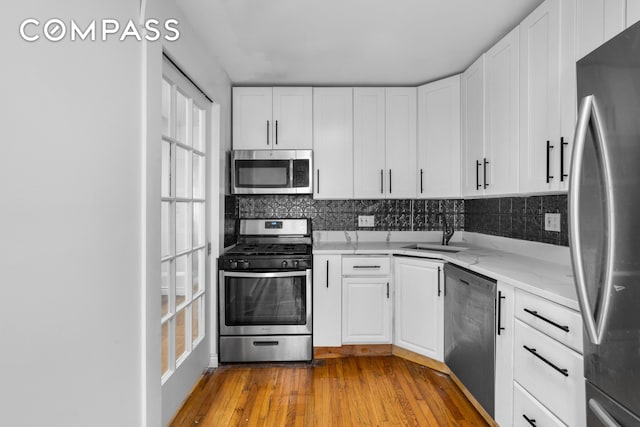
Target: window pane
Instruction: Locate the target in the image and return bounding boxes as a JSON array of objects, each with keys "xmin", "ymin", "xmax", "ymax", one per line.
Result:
[
  {"xmin": 176, "ymin": 202, "xmax": 191, "ymax": 253},
  {"xmin": 162, "ymin": 79, "xmax": 171, "ymax": 137},
  {"xmin": 192, "ymin": 297, "xmax": 201, "ymax": 344},
  {"xmin": 176, "ymin": 309, "xmax": 187, "ymax": 361},
  {"xmin": 176, "ymin": 90, "xmax": 189, "ymax": 144},
  {"xmin": 161, "ymin": 202, "xmax": 172, "ymax": 257},
  {"xmin": 192, "ymin": 249, "xmax": 205, "ymax": 296},
  {"xmin": 192, "ymin": 105, "xmax": 204, "ymax": 152},
  {"xmin": 193, "ymin": 202, "xmax": 205, "ymax": 248},
  {"xmin": 161, "ymin": 261, "xmax": 170, "ymax": 317},
  {"xmin": 193, "ymin": 154, "xmax": 205, "ymax": 199},
  {"xmin": 176, "ymin": 254, "xmax": 188, "ymax": 307},
  {"xmin": 176, "ymin": 146, "xmax": 191, "ymax": 198},
  {"xmin": 161, "ymin": 141, "xmax": 171, "ymax": 197},
  {"xmin": 161, "ymin": 321, "xmax": 169, "ymax": 376}
]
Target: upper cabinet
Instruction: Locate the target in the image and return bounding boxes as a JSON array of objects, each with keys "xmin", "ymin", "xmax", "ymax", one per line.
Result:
[
  {"xmin": 353, "ymin": 88, "xmax": 417, "ymax": 199},
  {"xmin": 461, "ymin": 55, "xmax": 486, "ymax": 196},
  {"xmin": 313, "ymin": 88, "xmax": 354, "ymax": 199},
  {"xmin": 416, "ymin": 75, "xmax": 461, "ymax": 198},
  {"xmin": 462, "ymin": 28, "xmax": 519, "ymax": 198},
  {"xmin": 484, "ymin": 27, "xmax": 519, "ymax": 195},
  {"xmin": 232, "ymin": 87, "xmax": 312, "ymax": 150},
  {"xmin": 576, "ymin": 0, "xmax": 626, "ymax": 61}
]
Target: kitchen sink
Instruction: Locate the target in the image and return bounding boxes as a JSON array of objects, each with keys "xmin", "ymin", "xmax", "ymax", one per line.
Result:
[{"xmin": 401, "ymin": 243, "xmax": 467, "ymax": 253}]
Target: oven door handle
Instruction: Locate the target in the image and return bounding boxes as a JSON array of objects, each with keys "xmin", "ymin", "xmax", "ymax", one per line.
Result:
[{"xmin": 221, "ymin": 270, "xmax": 310, "ymax": 278}]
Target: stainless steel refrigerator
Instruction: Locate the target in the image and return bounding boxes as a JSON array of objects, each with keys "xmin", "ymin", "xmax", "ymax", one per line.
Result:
[{"xmin": 570, "ymin": 20, "xmax": 640, "ymax": 427}]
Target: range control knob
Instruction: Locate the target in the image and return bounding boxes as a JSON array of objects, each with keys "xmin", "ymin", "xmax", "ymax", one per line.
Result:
[
  {"xmin": 293, "ymin": 260, "xmax": 299, "ymax": 269},
  {"xmin": 230, "ymin": 261, "xmax": 238, "ymax": 270},
  {"xmin": 241, "ymin": 260, "xmax": 249, "ymax": 269},
  {"xmin": 281, "ymin": 260, "xmax": 288, "ymax": 269}
]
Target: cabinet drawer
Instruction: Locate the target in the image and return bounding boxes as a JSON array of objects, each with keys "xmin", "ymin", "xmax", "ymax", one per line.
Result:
[
  {"xmin": 515, "ymin": 290, "xmax": 583, "ymax": 353},
  {"xmin": 342, "ymin": 256, "xmax": 390, "ymax": 276},
  {"xmin": 514, "ymin": 320, "xmax": 585, "ymax": 426},
  {"xmin": 513, "ymin": 382, "xmax": 565, "ymax": 427}
]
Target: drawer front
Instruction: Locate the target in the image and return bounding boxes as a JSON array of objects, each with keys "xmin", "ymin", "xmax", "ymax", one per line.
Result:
[
  {"xmin": 514, "ymin": 320, "xmax": 585, "ymax": 426},
  {"xmin": 342, "ymin": 256, "xmax": 390, "ymax": 276},
  {"xmin": 515, "ymin": 290, "xmax": 583, "ymax": 353},
  {"xmin": 513, "ymin": 382, "xmax": 565, "ymax": 427}
]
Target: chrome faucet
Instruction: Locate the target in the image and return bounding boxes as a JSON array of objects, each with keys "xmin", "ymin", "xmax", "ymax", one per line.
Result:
[{"xmin": 435, "ymin": 212, "xmax": 454, "ymax": 246}]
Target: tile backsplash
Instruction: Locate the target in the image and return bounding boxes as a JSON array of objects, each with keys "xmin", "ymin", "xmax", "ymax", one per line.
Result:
[{"xmin": 224, "ymin": 194, "xmax": 568, "ymax": 247}]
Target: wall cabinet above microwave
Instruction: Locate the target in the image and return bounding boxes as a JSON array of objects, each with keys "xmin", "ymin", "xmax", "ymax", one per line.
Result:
[{"xmin": 232, "ymin": 87, "xmax": 313, "ymax": 150}]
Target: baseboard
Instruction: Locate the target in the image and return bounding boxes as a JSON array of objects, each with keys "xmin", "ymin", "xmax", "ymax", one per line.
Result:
[
  {"xmin": 208, "ymin": 354, "xmax": 219, "ymax": 368},
  {"xmin": 390, "ymin": 345, "xmax": 449, "ymax": 374},
  {"xmin": 313, "ymin": 344, "xmax": 392, "ymax": 359}
]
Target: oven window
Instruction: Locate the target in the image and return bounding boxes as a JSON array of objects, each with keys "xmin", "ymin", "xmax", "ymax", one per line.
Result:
[
  {"xmin": 225, "ymin": 275, "xmax": 306, "ymax": 325},
  {"xmin": 236, "ymin": 160, "xmax": 289, "ymax": 188}
]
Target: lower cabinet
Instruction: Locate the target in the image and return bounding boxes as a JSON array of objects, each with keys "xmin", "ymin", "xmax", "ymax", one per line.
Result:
[
  {"xmin": 342, "ymin": 277, "xmax": 392, "ymax": 344},
  {"xmin": 393, "ymin": 256, "xmax": 444, "ymax": 361},
  {"xmin": 312, "ymin": 254, "xmax": 342, "ymax": 347},
  {"xmin": 494, "ymin": 282, "xmax": 515, "ymax": 427}
]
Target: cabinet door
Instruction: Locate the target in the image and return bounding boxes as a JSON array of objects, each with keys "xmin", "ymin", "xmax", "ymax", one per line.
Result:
[
  {"xmin": 353, "ymin": 88, "xmax": 386, "ymax": 199},
  {"xmin": 313, "ymin": 88, "xmax": 353, "ymax": 199},
  {"xmin": 232, "ymin": 87, "xmax": 273, "ymax": 149},
  {"xmin": 313, "ymin": 255, "xmax": 342, "ymax": 347},
  {"xmin": 342, "ymin": 277, "xmax": 391, "ymax": 344},
  {"xmin": 628, "ymin": 1, "xmax": 640, "ymax": 26},
  {"xmin": 393, "ymin": 257, "xmax": 443, "ymax": 361},
  {"xmin": 519, "ymin": 0, "xmax": 561, "ymax": 193},
  {"xmin": 385, "ymin": 87, "xmax": 417, "ymax": 199},
  {"xmin": 272, "ymin": 87, "xmax": 312, "ymax": 149},
  {"xmin": 484, "ymin": 27, "xmax": 519, "ymax": 195},
  {"xmin": 495, "ymin": 282, "xmax": 515, "ymax": 427},
  {"xmin": 576, "ymin": 0, "xmax": 626, "ymax": 60},
  {"xmin": 417, "ymin": 76, "xmax": 461, "ymax": 199},
  {"xmin": 461, "ymin": 55, "xmax": 486, "ymax": 196}
]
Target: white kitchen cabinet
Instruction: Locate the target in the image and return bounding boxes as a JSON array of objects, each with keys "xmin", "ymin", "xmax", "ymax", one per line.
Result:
[
  {"xmin": 313, "ymin": 88, "xmax": 354, "ymax": 199},
  {"xmin": 461, "ymin": 55, "xmax": 486, "ymax": 196},
  {"xmin": 494, "ymin": 282, "xmax": 515, "ymax": 427},
  {"xmin": 484, "ymin": 27, "xmax": 519, "ymax": 195},
  {"xmin": 232, "ymin": 87, "xmax": 312, "ymax": 150},
  {"xmin": 519, "ymin": 0, "xmax": 576, "ymax": 193},
  {"xmin": 416, "ymin": 75, "xmax": 461, "ymax": 198},
  {"xmin": 312, "ymin": 254, "xmax": 342, "ymax": 347},
  {"xmin": 385, "ymin": 87, "xmax": 417, "ymax": 199},
  {"xmin": 576, "ymin": 0, "xmax": 626, "ymax": 60},
  {"xmin": 342, "ymin": 256, "xmax": 391, "ymax": 344},
  {"xmin": 353, "ymin": 88, "xmax": 416, "ymax": 199},
  {"xmin": 628, "ymin": 1, "xmax": 640, "ymax": 26},
  {"xmin": 353, "ymin": 88, "xmax": 386, "ymax": 198},
  {"xmin": 393, "ymin": 257, "xmax": 444, "ymax": 361}
]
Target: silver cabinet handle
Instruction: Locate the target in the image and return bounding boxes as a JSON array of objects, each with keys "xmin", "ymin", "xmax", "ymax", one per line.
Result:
[
  {"xmin": 589, "ymin": 399, "xmax": 622, "ymax": 427},
  {"xmin": 569, "ymin": 95, "xmax": 616, "ymax": 345}
]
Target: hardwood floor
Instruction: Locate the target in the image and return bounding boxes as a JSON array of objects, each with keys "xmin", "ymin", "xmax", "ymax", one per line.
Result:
[{"xmin": 170, "ymin": 356, "xmax": 490, "ymax": 426}]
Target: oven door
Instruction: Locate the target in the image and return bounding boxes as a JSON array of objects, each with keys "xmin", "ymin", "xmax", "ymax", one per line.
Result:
[{"xmin": 219, "ymin": 270, "xmax": 312, "ymax": 335}]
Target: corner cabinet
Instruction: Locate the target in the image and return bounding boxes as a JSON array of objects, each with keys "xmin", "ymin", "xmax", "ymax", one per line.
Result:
[
  {"xmin": 416, "ymin": 75, "xmax": 461, "ymax": 198},
  {"xmin": 312, "ymin": 254, "xmax": 342, "ymax": 347},
  {"xmin": 232, "ymin": 87, "xmax": 312, "ymax": 150},
  {"xmin": 341, "ymin": 256, "xmax": 392, "ymax": 344},
  {"xmin": 353, "ymin": 88, "xmax": 417, "ymax": 199},
  {"xmin": 312, "ymin": 88, "xmax": 354, "ymax": 199},
  {"xmin": 393, "ymin": 257, "xmax": 444, "ymax": 361}
]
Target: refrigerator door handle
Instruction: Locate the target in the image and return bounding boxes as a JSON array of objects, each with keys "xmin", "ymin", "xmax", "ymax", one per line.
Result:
[
  {"xmin": 569, "ymin": 95, "xmax": 616, "ymax": 346},
  {"xmin": 589, "ymin": 399, "xmax": 622, "ymax": 427}
]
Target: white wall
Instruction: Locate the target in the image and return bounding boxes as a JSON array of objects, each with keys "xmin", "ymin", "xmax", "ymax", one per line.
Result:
[{"xmin": 0, "ymin": 1, "xmax": 231, "ymax": 426}]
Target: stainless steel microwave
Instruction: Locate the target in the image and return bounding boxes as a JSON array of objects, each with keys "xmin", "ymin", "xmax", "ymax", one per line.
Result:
[{"xmin": 230, "ymin": 150, "xmax": 313, "ymax": 194}]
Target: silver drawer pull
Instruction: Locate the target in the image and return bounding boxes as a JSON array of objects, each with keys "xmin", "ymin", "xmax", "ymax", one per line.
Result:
[
  {"xmin": 523, "ymin": 345, "xmax": 569, "ymax": 377},
  {"xmin": 524, "ymin": 308, "xmax": 570, "ymax": 332},
  {"xmin": 353, "ymin": 265, "xmax": 381, "ymax": 269}
]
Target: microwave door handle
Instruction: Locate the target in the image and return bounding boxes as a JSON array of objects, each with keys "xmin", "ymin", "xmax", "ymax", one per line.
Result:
[{"xmin": 570, "ymin": 95, "xmax": 615, "ymax": 345}]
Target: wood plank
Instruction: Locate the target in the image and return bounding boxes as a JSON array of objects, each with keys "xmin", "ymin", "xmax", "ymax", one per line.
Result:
[
  {"xmin": 169, "ymin": 356, "xmax": 491, "ymax": 426},
  {"xmin": 313, "ymin": 344, "xmax": 392, "ymax": 358}
]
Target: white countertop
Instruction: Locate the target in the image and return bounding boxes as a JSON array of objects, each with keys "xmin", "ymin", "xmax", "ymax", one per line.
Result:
[{"xmin": 313, "ymin": 232, "xmax": 578, "ymax": 311}]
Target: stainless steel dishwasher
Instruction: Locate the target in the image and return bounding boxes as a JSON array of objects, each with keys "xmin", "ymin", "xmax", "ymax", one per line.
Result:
[{"xmin": 444, "ymin": 263, "xmax": 496, "ymax": 417}]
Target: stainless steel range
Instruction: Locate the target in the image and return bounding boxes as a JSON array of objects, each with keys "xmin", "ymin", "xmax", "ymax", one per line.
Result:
[{"xmin": 218, "ymin": 218, "xmax": 312, "ymax": 363}]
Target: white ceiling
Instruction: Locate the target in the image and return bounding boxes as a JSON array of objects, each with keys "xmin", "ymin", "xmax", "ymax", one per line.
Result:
[{"xmin": 176, "ymin": 0, "xmax": 544, "ymax": 86}]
